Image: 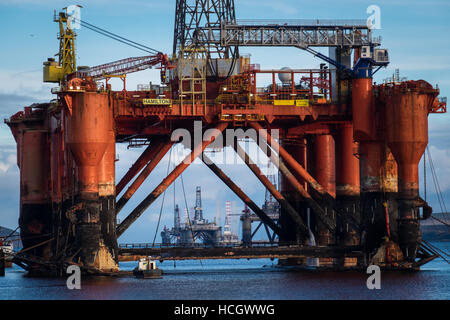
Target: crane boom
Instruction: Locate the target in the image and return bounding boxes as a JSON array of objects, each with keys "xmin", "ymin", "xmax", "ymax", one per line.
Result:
[{"xmin": 75, "ymin": 52, "xmax": 169, "ymax": 81}]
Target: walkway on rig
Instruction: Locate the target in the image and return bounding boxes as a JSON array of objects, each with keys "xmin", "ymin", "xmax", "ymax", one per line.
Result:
[{"xmin": 118, "ymin": 243, "xmax": 363, "ymax": 261}]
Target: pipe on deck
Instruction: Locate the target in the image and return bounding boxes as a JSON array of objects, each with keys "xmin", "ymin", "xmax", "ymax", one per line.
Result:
[{"xmin": 116, "ymin": 122, "xmax": 228, "ymax": 237}]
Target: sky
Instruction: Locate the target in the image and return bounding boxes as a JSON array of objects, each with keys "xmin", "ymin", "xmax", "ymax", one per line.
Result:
[{"xmin": 0, "ymin": 0, "xmax": 449, "ymax": 243}]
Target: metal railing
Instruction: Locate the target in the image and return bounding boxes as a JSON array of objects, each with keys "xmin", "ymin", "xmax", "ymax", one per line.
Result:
[
  {"xmin": 118, "ymin": 241, "xmax": 307, "ymax": 250},
  {"xmin": 234, "ymin": 19, "xmax": 369, "ymax": 27}
]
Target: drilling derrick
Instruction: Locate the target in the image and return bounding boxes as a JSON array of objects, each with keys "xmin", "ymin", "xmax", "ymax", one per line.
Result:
[
  {"xmin": 194, "ymin": 186, "xmax": 204, "ymax": 223},
  {"xmin": 174, "ymin": 204, "xmax": 181, "ymax": 230},
  {"xmin": 173, "ymin": 0, "xmax": 238, "ymax": 59}
]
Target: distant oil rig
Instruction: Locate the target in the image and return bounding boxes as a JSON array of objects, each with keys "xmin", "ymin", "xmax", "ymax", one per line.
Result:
[
  {"xmin": 160, "ymin": 181, "xmax": 280, "ymax": 247},
  {"xmin": 161, "ymin": 187, "xmax": 223, "ymax": 246}
]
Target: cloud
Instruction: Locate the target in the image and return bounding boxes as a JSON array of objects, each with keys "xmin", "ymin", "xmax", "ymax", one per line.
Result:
[
  {"xmin": 425, "ymin": 145, "xmax": 450, "ymax": 192},
  {"xmin": 0, "ymin": 153, "xmax": 15, "ymax": 173},
  {"xmin": 386, "ymin": 59, "xmax": 450, "ymax": 72},
  {"xmin": 0, "ymin": 70, "xmax": 53, "ymax": 99},
  {"xmin": 239, "ymin": 0, "xmax": 299, "ymax": 15},
  {"xmin": 0, "ymin": 147, "xmax": 20, "ymax": 229}
]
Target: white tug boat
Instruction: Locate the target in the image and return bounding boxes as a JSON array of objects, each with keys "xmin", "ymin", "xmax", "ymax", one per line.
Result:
[
  {"xmin": 133, "ymin": 257, "xmax": 162, "ymax": 279},
  {"xmin": 0, "ymin": 238, "xmax": 13, "ymax": 255}
]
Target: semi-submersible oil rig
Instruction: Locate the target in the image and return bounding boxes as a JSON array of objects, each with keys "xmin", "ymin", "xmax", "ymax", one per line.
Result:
[{"xmin": 4, "ymin": 1, "xmax": 448, "ymax": 275}]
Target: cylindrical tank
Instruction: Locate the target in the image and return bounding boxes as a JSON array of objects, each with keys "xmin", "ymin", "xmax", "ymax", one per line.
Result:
[
  {"xmin": 66, "ymin": 92, "xmax": 110, "ymax": 199},
  {"xmin": 352, "ymin": 78, "xmax": 375, "ymax": 142}
]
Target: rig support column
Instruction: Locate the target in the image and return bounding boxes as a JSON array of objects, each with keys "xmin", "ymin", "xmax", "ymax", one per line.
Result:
[
  {"xmin": 313, "ymin": 134, "xmax": 336, "ymax": 267},
  {"xmin": 241, "ymin": 214, "xmax": 252, "ymax": 246},
  {"xmin": 352, "ymin": 78, "xmax": 386, "ymax": 261},
  {"xmin": 66, "ymin": 91, "xmax": 117, "ymax": 271},
  {"xmin": 280, "ymin": 139, "xmax": 309, "ymax": 244},
  {"xmin": 382, "ymin": 81, "xmax": 438, "ymax": 261},
  {"xmin": 98, "ymin": 106, "xmax": 119, "ymax": 267},
  {"xmin": 19, "ymin": 127, "xmax": 52, "ymax": 262},
  {"xmin": 335, "ymin": 123, "xmax": 360, "ymax": 246}
]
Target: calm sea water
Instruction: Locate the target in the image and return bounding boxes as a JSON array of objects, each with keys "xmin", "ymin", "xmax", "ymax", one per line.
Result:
[{"xmin": 1, "ymin": 242, "xmax": 449, "ymax": 300}]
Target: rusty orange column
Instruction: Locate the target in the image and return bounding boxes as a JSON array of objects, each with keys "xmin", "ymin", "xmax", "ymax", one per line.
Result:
[
  {"xmin": 352, "ymin": 77, "xmax": 387, "ymax": 260},
  {"xmin": 280, "ymin": 139, "xmax": 308, "ymax": 245},
  {"xmin": 335, "ymin": 123, "xmax": 360, "ymax": 249},
  {"xmin": 66, "ymin": 91, "xmax": 113, "ymax": 270},
  {"xmin": 97, "ymin": 102, "xmax": 119, "ymax": 270},
  {"xmin": 49, "ymin": 116, "xmax": 68, "ymax": 262},
  {"xmin": 382, "ymin": 81, "xmax": 438, "ymax": 261},
  {"xmin": 314, "ymin": 134, "xmax": 336, "ymax": 267},
  {"xmin": 19, "ymin": 127, "xmax": 52, "ymax": 261},
  {"xmin": 49, "ymin": 118, "xmax": 62, "ymax": 208},
  {"xmin": 314, "ymin": 135, "xmax": 336, "ymax": 198},
  {"xmin": 250, "ymin": 122, "xmax": 329, "ymax": 197},
  {"xmin": 380, "ymin": 147, "xmax": 399, "ymax": 250}
]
